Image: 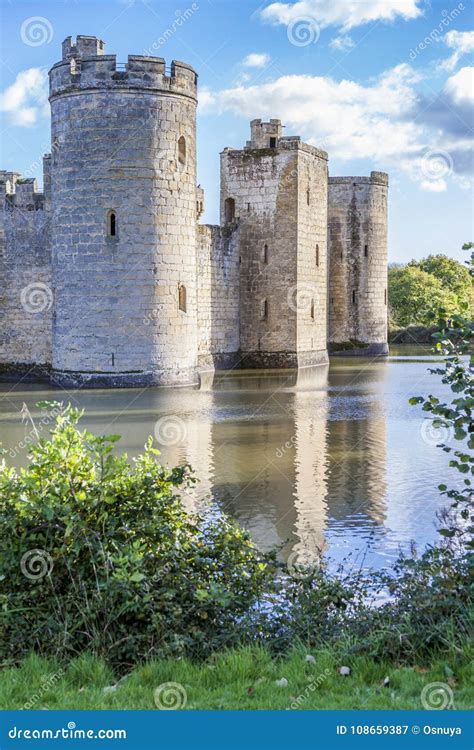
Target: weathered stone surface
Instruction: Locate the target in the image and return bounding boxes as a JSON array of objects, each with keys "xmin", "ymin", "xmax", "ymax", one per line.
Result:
[
  {"xmin": 49, "ymin": 37, "xmax": 199, "ymax": 386},
  {"xmin": 328, "ymin": 173, "xmax": 388, "ymax": 352},
  {"xmin": 0, "ymin": 38, "xmax": 389, "ymax": 387}
]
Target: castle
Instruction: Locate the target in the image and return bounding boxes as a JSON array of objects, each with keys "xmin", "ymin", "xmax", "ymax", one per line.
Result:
[{"xmin": 0, "ymin": 36, "xmax": 389, "ymax": 388}]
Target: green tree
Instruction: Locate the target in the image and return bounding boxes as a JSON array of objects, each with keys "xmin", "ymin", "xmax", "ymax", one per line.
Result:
[
  {"xmin": 410, "ymin": 254, "xmax": 472, "ymax": 303},
  {"xmin": 388, "ymin": 265, "xmax": 459, "ymax": 327}
]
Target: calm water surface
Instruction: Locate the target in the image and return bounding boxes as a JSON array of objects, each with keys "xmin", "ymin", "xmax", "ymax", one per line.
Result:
[{"xmin": 0, "ymin": 347, "xmax": 457, "ymax": 572}]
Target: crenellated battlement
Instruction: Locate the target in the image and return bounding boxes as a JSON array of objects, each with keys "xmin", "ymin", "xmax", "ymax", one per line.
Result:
[
  {"xmin": 62, "ymin": 35, "xmax": 106, "ymax": 60},
  {"xmin": 50, "ymin": 38, "xmax": 198, "ymax": 100},
  {"xmin": 0, "ymin": 156, "xmax": 51, "ymax": 211},
  {"xmin": 0, "ymin": 173, "xmax": 45, "ymax": 210},
  {"xmin": 329, "ymin": 171, "xmax": 389, "ymax": 186}
]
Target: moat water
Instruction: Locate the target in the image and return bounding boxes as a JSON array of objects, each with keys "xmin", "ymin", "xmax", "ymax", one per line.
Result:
[{"xmin": 0, "ymin": 346, "xmax": 458, "ymax": 572}]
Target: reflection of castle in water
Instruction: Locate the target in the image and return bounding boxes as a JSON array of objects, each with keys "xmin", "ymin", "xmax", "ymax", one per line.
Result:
[
  {"xmin": 325, "ymin": 362, "xmax": 388, "ymax": 528},
  {"xmin": 177, "ymin": 361, "xmax": 388, "ymax": 561},
  {"xmin": 0, "ymin": 361, "xmax": 387, "ymax": 562}
]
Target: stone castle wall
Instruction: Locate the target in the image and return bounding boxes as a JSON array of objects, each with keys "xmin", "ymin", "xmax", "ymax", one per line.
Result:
[
  {"xmin": 0, "ymin": 38, "xmax": 389, "ymax": 387},
  {"xmin": 197, "ymin": 223, "xmax": 240, "ymax": 369},
  {"xmin": 0, "ymin": 169, "xmax": 52, "ymax": 372},
  {"xmin": 328, "ymin": 172, "xmax": 388, "ymax": 354},
  {"xmin": 295, "ymin": 146, "xmax": 328, "ymax": 364}
]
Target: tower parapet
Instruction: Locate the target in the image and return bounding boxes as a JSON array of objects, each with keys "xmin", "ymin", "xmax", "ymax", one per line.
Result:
[{"xmin": 50, "ymin": 36, "xmax": 197, "ymax": 101}]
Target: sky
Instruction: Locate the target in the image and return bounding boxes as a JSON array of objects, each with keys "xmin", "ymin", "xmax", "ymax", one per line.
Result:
[{"xmin": 0, "ymin": 0, "xmax": 473, "ymax": 263}]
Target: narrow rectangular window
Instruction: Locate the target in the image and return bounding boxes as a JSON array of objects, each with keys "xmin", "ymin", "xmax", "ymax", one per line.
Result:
[
  {"xmin": 262, "ymin": 299, "xmax": 268, "ymax": 319},
  {"xmin": 107, "ymin": 210, "xmax": 117, "ymax": 238},
  {"xmin": 316, "ymin": 244, "xmax": 320, "ymax": 267},
  {"xmin": 310, "ymin": 299, "xmax": 315, "ymax": 320},
  {"xmin": 384, "ymin": 288, "xmax": 387, "ymax": 305},
  {"xmin": 269, "ymin": 137, "xmax": 277, "ymax": 148},
  {"xmin": 179, "ymin": 284, "xmax": 187, "ymax": 313},
  {"xmin": 352, "ymin": 290, "xmax": 356, "ymax": 304},
  {"xmin": 263, "ymin": 244, "xmax": 268, "ymax": 264},
  {"xmin": 364, "ymin": 244, "xmax": 368, "ymax": 257}
]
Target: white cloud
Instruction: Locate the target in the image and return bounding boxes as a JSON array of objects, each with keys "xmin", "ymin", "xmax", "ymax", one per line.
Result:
[
  {"xmin": 442, "ymin": 30, "xmax": 474, "ymax": 71},
  {"xmin": 444, "ymin": 66, "xmax": 474, "ymax": 106},
  {"xmin": 260, "ymin": 0, "xmax": 422, "ymax": 33},
  {"xmin": 0, "ymin": 68, "xmax": 49, "ymax": 127},
  {"xmin": 199, "ymin": 62, "xmax": 472, "ymax": 191},
  {"xmin": 329, "ymin": 35, "xmax": 355, "ymax": 51},
  {"xmin": 201, "ymin": 64, "xmax": 422, "ymax": 161},
  {"xmin": 241, "ymin": 53, "xmax": 270, "ymax": 68},
  {"xmin": 420, "ymin": 179, "xmax": 447, "ymax": 192}
]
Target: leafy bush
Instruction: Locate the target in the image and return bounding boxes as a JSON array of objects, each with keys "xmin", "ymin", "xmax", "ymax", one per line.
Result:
[
  {"xmin": 0, "ymin": 404, "xmax": 274, "ymax": 668},
  {"xmin": 241, "ymin": 565, "xmax": 360, "ymax": 654},
  {"xmin": 346, "ymin": 544, "xmax": 473, "ymax": 662}
]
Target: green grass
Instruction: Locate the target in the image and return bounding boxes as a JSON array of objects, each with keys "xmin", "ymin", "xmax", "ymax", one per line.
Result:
[{"xmin": 1, "ymin": 646, "xmax": 472, "ymax": 710}]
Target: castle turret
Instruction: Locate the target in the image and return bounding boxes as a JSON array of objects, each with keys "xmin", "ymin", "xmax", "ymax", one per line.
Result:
[
  {"xmin": 328, "ymin": 172, "xmax": 388, "ymax": 355},
  {"xmin": 219, "ymin": 120, "xmax": 329, "ymax": 370},
  {"xmin": 49, "ymin": 36, "xmax": 199, "ymax": 386}
]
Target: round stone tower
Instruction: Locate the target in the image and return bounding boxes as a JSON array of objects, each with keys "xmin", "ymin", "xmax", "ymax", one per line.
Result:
[
  {"xmin": 49, "ymin": 35, "xmax": 199, "ymax": 386},
  {"xmin": 327, "ymin": 171, "xmax": 388, "ymax": 356}
]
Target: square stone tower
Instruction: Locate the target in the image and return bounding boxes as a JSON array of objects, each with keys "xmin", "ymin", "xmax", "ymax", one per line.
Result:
[{"xmin": 220, "ymin": 120, "xmax": 329, "ymax": 369}]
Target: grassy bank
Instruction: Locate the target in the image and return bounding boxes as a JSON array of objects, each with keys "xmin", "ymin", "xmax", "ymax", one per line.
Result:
[{"xmin": 1, "ymin": 645, "xmax": 472, "ymax": 711}]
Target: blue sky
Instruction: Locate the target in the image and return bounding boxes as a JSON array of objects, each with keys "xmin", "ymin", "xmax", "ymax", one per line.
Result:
[{"xmin": 1, "ymin": 0, "xmax": 473, "ymax": 262}]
